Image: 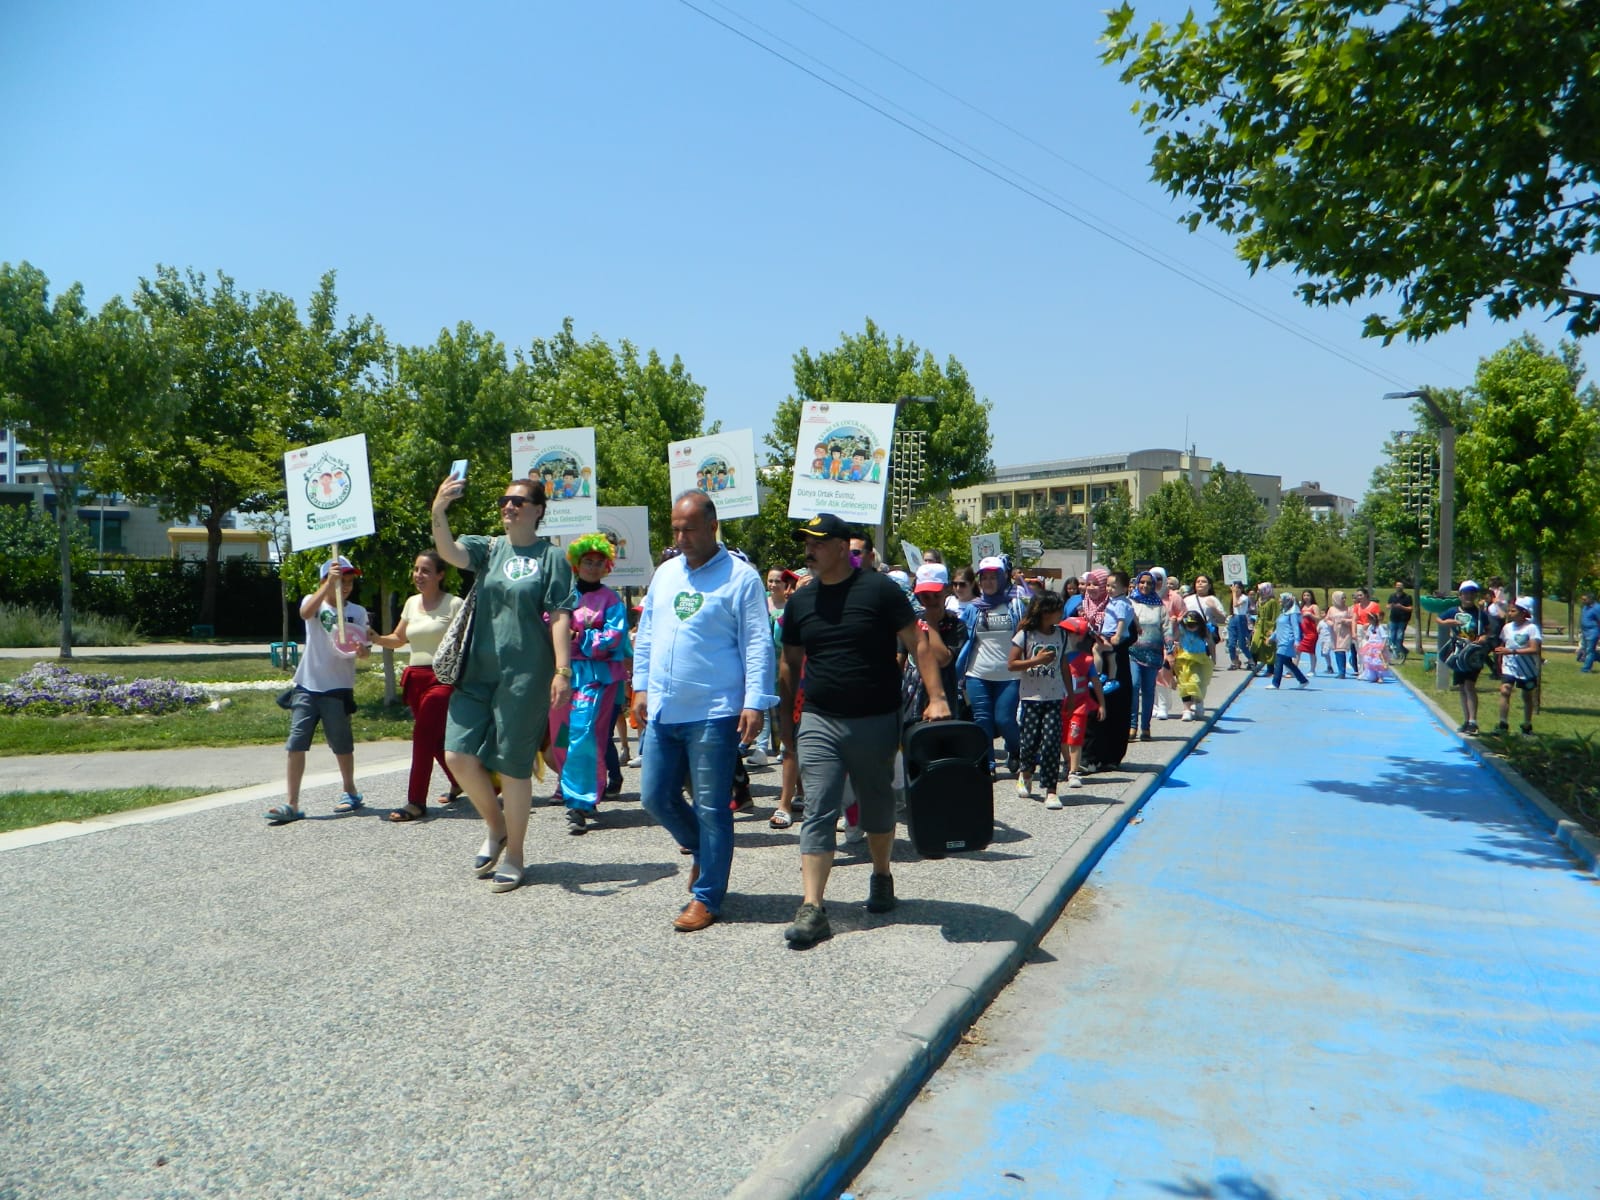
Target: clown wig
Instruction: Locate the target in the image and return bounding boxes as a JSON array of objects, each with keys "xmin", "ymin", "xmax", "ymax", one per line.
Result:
[{"xmin": 566, "ymin": 532, "xmax": 615, "ymax": 573}]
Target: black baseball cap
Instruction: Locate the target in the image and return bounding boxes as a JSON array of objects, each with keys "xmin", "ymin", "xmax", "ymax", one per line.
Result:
[{"xmin": 794, "ymin": 513, "xmax": 855, "ymax": 541}]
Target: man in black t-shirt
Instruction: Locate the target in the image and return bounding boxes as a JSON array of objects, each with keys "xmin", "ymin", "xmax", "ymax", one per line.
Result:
[
  {"xmin": 779, "ymin": 513, "xmax": 951, "ymax": 947},
  {"xmin": 1386, "ymin": 581, "xmax": 1413, "ymax": 653}
]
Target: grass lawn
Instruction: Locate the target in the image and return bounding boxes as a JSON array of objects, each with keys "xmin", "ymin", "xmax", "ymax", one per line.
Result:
[
  {"xmin": 0, "ymin": 654, "xmax": 413, "ymax": 755},
  {"xmin": 1398, "ymin": 645, "xmax": 1600, "ymax": 839},
  {"xmin": 0, "ymin": 786, "xmax": 211, "ymax": 833}
]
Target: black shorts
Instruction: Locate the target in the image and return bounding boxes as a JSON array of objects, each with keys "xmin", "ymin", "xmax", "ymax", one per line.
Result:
[
  {"xmin": 1501, "ymin": 675, "xmax": 1539, "ymax": 692},
  {"xmin": 1451, "ymin": 668, "xmax": 1482, "ymax": 687}
]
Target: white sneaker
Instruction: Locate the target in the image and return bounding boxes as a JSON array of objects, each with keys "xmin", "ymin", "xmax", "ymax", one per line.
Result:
[
  {"xmin": 1016, "ymin": 775, "xmax": 1032, "ymax": 798},
  {"xmin": 1180, "ymin": 709, "xmax": 1193, "ymax": 722},
  {"xmin": 1153, "ymin": 703, "xmax": 1168, "ymax": 720},
  {"xmin": 626, "ymin": 755, "xmax": 643, "ymax": 768},
  {"xmin": 745, "ymin": 747, "xmax": 769, "ymax": 767},
  {"xmin": 1067, "ymin": 773, "xmax": 1083, "ymax": 789},
  {"xmin": 1044, "ymin": 793, "xmax": 1063, "ymax": 810},
  {"xmin": 845, "ymin": 823, "xmax": 865, "ymax": 844},
  {"xmin": 1297, "ymin": 680, "xmax": 1310, "ymax": 689}
]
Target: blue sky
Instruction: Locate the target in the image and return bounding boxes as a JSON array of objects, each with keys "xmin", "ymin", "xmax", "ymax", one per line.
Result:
[{"xmin": 3, "ymin": 0, "xmax": 1588, "ymax": 502}]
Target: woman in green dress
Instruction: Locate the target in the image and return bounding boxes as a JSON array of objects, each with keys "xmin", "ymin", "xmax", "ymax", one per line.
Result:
[{"xmin": 432, "ymin": 474, "xmax": 574, "ymax": 893}]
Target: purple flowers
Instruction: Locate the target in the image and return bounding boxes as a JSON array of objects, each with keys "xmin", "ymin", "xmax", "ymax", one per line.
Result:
[{"xmin": 1, "ymin": 663, "xmax": 208, "ymax": 717}]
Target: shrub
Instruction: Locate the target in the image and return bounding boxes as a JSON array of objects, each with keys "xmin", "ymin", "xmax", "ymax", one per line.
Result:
[{"xmin": 0, "ymin": 604, "xmax": 142, "ymax": 648}]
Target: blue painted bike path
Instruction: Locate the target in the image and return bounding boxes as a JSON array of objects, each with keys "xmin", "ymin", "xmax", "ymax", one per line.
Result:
[{"xmin": 849, "ymin": 675, "xmax": 1600, "ymax": 1200}]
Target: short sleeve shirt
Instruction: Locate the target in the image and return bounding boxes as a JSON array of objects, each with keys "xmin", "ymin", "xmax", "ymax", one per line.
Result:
[
  {"xmin": 1500, "ymin": 622, "xmax": 1543, "ymax": 681},
  {"xmin": 783, "ymin": 568, "xmax": 915, "ymax": 718},
  {"xmin": 461, "ymin": 535, "xmax": 573, "ymax": 692},
  {"xmin": 1010, "ymin": 627, "xmax": 1067, "ymax": 703},
  {"xmin": 400, "ymin": 592, "xmax": 463, "ymax": 668}
]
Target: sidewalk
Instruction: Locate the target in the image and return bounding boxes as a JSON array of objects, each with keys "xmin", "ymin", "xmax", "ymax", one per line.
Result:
[
  {"xmin": 0, "ymin": 642, "xmax": 277, "ymax": 659},
  {"xmin": 0, "ymin": 741, "xmax": 413, "ymax": 796},
  {"xmin": 850, "ymin": 672, "xmax": 1600, "ymax": 1198},
  {"xmin": 0, "ymin": 673, "xmax": 1245, "ymax": 1200}
]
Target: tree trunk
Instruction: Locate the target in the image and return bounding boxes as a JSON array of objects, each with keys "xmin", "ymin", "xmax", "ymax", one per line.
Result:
[
  {"xmin": 49, "ymin": 461, "xmax": 75, "ymax": 659},
  {"xmin": 1531, "ymin": 552, "xmax": 1545, "ymax": 629},
  {"xmin": 200, "ymin": 515, "xmax": 224, "ymax": 627},
  {"xmin": 380, "ymin": 578, "xmax": 399, "ymax": 706}
]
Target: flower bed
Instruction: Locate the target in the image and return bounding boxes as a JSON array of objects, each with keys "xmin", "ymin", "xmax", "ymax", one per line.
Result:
[{"xmin": 0, "ymin": 663, "xmax": 209, "ymax": 717}]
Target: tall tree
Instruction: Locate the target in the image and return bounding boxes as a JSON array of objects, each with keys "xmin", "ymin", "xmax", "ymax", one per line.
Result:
[
  {"xmin": 1254, "ymin": 493, "xmax": 1317, "ymax": 587},
  {"xmin": 766, "ymin": 318, "xmax": 994, "ymax": 497},
  {"xmin": 1089, "ymin": 491, "xmax": 1135, "ymax": 574},
  {"xmin": 1103, "ymin": 1, "xmax": 1600, "ymax": 342},
  {"xmin": 0, "ymin": 262, "xmax": 172, "ymax": 655},
  {"xmin": 123, "ymin": 268, "xmax": 382, "ymax": 625},
  {"xmin": 1199, "ymin": 464, "xmax": 1267, "ymax": 578},
  {"xmin": 1127, "ymin": 479, "xmax": 1210, "ymax": 580},
  {"xmin": 1457, "ymin": 336, "xmax": 1600, "ymax": 617}
]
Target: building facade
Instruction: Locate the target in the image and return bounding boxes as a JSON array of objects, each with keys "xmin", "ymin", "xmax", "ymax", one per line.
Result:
[
  {"xmin": 1284, "ymin": 481, "xmax": 1357, "ymax": 521},
  {"xmin": 950, "ymin": 448, "xmax": 1281, "ymax": 528}
]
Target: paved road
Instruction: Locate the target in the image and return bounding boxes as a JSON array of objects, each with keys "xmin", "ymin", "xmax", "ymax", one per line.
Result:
[
  {"xmin": 849, "ymin": 675, "xmax": 1600, "ymax": 1199},
  {"xmin": 0, "ymin": 674, "xmax": 1245, "ymax": 1199}
]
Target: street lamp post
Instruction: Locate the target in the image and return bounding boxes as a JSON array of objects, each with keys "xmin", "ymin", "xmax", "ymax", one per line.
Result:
[{"xmin": 875, "ymin": 394, "xmax": 936, "ymax": 564}]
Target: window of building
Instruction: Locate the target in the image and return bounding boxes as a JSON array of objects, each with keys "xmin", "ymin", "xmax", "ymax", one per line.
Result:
[
  {"xmin": 1051, "ymin": 490, "xmax": 1067, "ymax": 508},
  {"xmin": 1016, "ymin": 493, "xmax": 1031, "ymax": 509},
  {"xmin": 984, "ymin": 495, "xmax": 999, "ymax": 513},
  {"xmin": 1090, "ymin": 485, "xmax": 1108, "ymax": 504},
  {"xmin": 1071, "ymin": 487, "xmax": 1085, "ymax": 505}
]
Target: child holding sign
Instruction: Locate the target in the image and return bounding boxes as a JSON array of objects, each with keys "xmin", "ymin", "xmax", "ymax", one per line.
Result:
[{"xmin": 264, "ymin": 556, "xmax": 371, "ymax": 825}]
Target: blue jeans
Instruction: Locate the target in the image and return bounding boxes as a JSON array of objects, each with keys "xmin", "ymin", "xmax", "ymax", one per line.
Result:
[
  {"xmin": 1581, "ymin": 633, "xmax": 1598, "ymax": 671},
  {"xmin": 1388, "ymin": 620, "xmax": 1408, "ymax": 655},
  {"xmin": 1226, "ymin": 615, "xmax": 1250, "ymax": 664},
  {"xmin": 639, "ymin": 716, "xmax": 739, "ymax": 913},
  {"xmin": 1128, "ymin": 655, "xmax": 1160, "ymax": 732},
  {"xmin": 1272, "ymin": 653, "xmax": 1308, "ymax": 686},
  {"xmin": 965, "ymin": 676, "xmax": 1021, "ymax": 770}
]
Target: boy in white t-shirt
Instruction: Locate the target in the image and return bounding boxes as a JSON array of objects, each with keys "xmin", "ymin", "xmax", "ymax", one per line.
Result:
[
  {"xmin": 1492, "ymin": 596, "xmax": 1543, "ymax": 736},
  {"xmin": 265, "ymin": 556, "xmax": 371, "ymax": 825}
]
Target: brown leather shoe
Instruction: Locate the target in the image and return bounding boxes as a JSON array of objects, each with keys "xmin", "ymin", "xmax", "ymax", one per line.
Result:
[{"xmin": 673, "ymin": 900, "xmax": 716, "ymax": 932}]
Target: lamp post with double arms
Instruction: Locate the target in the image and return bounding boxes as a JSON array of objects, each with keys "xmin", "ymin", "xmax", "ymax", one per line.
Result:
[{"xmin": 1384, "ymin": 389, "xmax": 1455, "ymax": 597}]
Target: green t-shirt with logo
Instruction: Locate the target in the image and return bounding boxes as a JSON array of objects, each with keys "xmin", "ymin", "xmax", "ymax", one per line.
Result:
[{"xmin": 461, "ymin": 534, "xmax": 573, "ymax": 694}]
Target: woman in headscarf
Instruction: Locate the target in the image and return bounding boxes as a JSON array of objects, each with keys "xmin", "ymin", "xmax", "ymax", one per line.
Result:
[
  {"xmin": 1079, "ymin": 568, "xmax": 1134, "ymax": 772},
  {"xmin": 964, "ymin": 555, "xmax": 1029, "ymax": 778},
  {"xmin": 1148, "ymin": 567, "xmax": 1183, "ymax": 720},
  {"xmin": 1250, "ymin": 583, "xmax": 1281, "ymax": 675},
  {"xmin": 1126, "ymin": 569, "xmax": 1171, "ymax": 742},
  {"xmin": 1324, "ymin": 589, "xmax": 1354, "ymax": 679}
]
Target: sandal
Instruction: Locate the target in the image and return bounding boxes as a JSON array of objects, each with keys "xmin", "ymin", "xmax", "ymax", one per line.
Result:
[
  {"xmin": 435, "ymin": 791, "xmax": 461, "ymax": 806},
  {"xmin": 263, "ymin": 804, "xmax": 304, "ymax": 826},
  {"xmin": 769, "ymin": 809, "xmax": 793, "ymax": 829},
  {"xmin": 332, "ymin": 792, "xmax": 365, "ymax": 814},
  {"xmin": 387, "ymin": 803, "xmax": 426, "ymax": 823}
]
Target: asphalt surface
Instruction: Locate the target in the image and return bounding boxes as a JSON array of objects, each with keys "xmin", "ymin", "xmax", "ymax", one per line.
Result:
[
  {"xmin": 0, "ymin": 672, "xmax": 1245, "ymax": 1200},
  {"xmin": 850, "ymin": 673, "xmax": 1600, "ymax": 1198}
]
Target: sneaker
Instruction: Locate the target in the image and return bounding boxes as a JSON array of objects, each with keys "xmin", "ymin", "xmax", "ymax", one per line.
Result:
[
  {"xmin": 1296, "ymin": 680, "xmax": 1309, "ymax": 689},
  {"xmin": 566, "ymin": 807, "xmax": 591, "ymax": 836},
  {"xmin": 1520, "ymin": 724, "xmax": 1534, "ymax": 737},
  {"xmin": 785, "ymin": 902, "xmax": 832, "ymax": 946},
  {"xmin": 626, "ymin": 755, "xmax": 643, "ymax": 769},
  {"xmin": 1067, "ymin": 773, "xmax": 1083, "ymax": 790},
  {"xmin": 744, "ymin": 747, "xmax": 769, "ymax": 767},
  {"xmin": 1180, "ymin": 709, "xmax": 1193, "ymax": 722},
  {"xmin": 1463, "ymin": 722, "xmax": 1480, "ymax": 735},
  {"xmin": 866, "ymin": 873, "xmax": 896, "ymax": 914},
  {"xmin": 1016, "ymin": 774, "xmax": 1032, "ymax": 798},
  {"xmin": 844, "ymin": 823, "xmax": 865, "ymax": 844},
  {"xmin": 1044, "ymin": 793, "xmax": 1063, "ymax": 809},
  {"xmin": 730, "ymin": 780, "xmax": 755, "ymax": 812},
  {"xmin": 1494, "ymin": 722, "xmax": 1510, "ymax": 735},
  {"xmin": 332, "ymin": 792, "xmax": 364, "ymax": 814}
]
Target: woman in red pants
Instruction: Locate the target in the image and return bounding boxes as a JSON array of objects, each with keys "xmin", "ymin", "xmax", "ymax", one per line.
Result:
[{"xmin": 370, "ymin": 551, "xmax": 464, "ymax": 821}]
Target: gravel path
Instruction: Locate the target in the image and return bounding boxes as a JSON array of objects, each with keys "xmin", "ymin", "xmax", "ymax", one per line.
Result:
[{"xmin": 0, "ymin": 674, "xmax": 1245, "ymax": 1199}]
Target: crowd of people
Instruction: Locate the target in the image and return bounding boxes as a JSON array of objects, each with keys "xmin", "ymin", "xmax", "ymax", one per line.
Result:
[{"xmin": 275, "ymin": 473, "xmax": 1548, "ymax": 941}]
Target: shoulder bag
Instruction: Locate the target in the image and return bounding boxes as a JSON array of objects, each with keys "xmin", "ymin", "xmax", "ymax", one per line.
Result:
[{"xmin": 432, "ymin": 538, "xmax": 494, "ymax": 685}]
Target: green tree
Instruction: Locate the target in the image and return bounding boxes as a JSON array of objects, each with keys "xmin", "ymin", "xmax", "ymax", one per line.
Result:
[
  {"xmin": 0, "ymin": 262, "xmax": 173, "ymax": 655},
  {"xmin": 1089, "ymin": 491, "xmax": 1134, "ymax": 574},
  {"xmin": 1199, "ymin": 464, "xmax": 1266, "ymax": 579},
  {"xmin": 1127, "ymin": 480, "xmax": 1210, "ymax": 580},
  {"xmin": 1103, "ymin": 1, "xmax": 1600, "ymax": 342},
  {"xmin": 897, "ymin": 497, "xmax": 983, "ymax": 569},
  {"xmin": 1037, "ymin": 504, "xmax": 1086, "ymax": 550},
  {"xmin": 766, "ymin": 318, "xmax": 994, "ymax": 501},
  {"xmin": 1457, "ymin": 336, "xmax": 1600, "ymax": 616},
  {"xmin": 1255, "ymin": 493, "xmax": 1317, "ymax": 587},
  {"xmin": 1295, "ymin": 533, "xmax": 1362, "ymax": 595},
  {"xmin": 123, "ymin": 267, "xmax": 382, "ymax": 626}
]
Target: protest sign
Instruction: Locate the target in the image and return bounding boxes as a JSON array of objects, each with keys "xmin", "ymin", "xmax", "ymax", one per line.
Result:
[
  {"xmin": 669, "ymin": 430, "xmax": 759, "ymax": 519},
  {"xmin": 511, "ymin": 427, "xmax": 597, "ymax": 536},
  {"xmin": 786, "ymin": 401, "xmax": 896, "ymax": 524}
]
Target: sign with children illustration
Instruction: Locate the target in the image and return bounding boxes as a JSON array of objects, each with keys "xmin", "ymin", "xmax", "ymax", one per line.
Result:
[
  {"xmin": 668, "ymin": 430, "xmax": 758, "ymax": 519},
  {"xmin": 510, "ymin": 427, "xmax": 598, "ymax": 537},
  {"xmin": 786, "ymin": 401, "xmax": 896, "ymax": 523},
  {"xmin": 283, "ymin": 433, "xmax": 377, "ymax": 552},
  {"xmin": 594, "ymin": 506, "xmax": 652, "ymax": 588}
]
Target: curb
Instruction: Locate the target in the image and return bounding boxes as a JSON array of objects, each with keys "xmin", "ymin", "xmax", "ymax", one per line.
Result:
[
  {"xmin": 1390, "ymin": 668, "xmax": 1600, "ymax": 875},
  {"xmin": 0, "ymin": 755, "xmax": 412, "ymax": 853},
  {"xmin": 727, "ymin": 670, "xmax": 1255, "ymax": 1200}
]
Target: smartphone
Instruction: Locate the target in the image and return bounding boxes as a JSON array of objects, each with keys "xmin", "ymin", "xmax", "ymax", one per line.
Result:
[{"xmin": 449, "ymin": 459, "xmax": 469, "ymax": 482}]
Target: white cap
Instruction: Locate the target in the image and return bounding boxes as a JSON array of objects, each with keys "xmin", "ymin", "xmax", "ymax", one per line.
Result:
[
  {"xmin": 914, "ymin": 562, "xmax": 950, "ymax": 593},
  {"xmin": 977, "ymin": 556, "xmax": 1005, "ymax": 574},
  {"xmin": 1458, "ymin": 579, "xmax": 1481, "ymax": 592},
  {"xmin": 1515, "ymin": 595, "xmax": 1536, "ymax": 613}
]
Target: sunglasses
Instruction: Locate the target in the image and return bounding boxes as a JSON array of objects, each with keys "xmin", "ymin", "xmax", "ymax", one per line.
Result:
[
  {"xmin": 952, "ymin": 580, "xmax": 974, "ymax": 589},
  {"xmin": 497, "ymin": 495, "xmax": 544, "ymax": 509}
]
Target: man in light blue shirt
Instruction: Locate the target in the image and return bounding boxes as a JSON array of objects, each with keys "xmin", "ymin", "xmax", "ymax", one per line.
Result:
[{"xmin": 631, "ymin": 491, "xmax": 777, "ymax": 932}]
